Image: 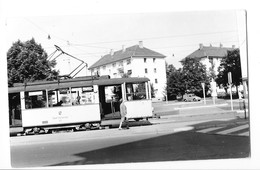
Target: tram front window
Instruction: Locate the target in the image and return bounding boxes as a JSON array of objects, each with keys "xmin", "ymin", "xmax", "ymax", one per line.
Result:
[{"xmin": 126, "ymin": 83, "xmax": 147, "ymax": 101}]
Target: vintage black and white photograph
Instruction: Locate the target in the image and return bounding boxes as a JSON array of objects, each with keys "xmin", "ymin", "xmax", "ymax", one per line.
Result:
[{"xmin": 1, "ymin": 0, "xmax": 256, "ymax": 169}]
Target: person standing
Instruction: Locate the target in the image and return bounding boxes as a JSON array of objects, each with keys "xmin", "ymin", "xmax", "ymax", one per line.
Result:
[{"xmin": 118, "ymin": 98, "xmax": 129, "ymax": 130}]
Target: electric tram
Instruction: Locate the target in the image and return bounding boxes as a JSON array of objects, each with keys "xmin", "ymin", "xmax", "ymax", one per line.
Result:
[{"xmin": 8, "ymin": 76, "xmax": 153, "ymax": 134}]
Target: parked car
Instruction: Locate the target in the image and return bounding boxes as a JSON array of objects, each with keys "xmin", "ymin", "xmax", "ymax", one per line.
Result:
[{"xmin": 183, "ymin": 93, "xmax": 201, "ymax": 102}]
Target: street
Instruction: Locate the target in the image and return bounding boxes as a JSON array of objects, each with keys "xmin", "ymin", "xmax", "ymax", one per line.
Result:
[{"xmin": 10, "ymin": 99, "xmax": 250, "ymax": 168}]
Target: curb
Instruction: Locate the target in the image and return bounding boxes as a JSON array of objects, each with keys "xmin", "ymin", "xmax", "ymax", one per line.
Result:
[{"xmin": 155, "ymin": 110, "xmax": 237, "ymax": 120}]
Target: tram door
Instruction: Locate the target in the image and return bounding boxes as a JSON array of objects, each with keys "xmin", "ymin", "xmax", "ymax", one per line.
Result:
[
  {"xmin": 98, "ymin": 84, "xmax": 122, "ymax": 119},
  {"xmin": 8, "ymin": 93, "xmax": 21, "ymax": 126}
]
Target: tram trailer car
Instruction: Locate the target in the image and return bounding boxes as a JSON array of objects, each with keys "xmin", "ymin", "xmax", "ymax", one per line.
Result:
[{"xmin": 8, "ymin": 76, "xmax": 153, "ymax": 134}]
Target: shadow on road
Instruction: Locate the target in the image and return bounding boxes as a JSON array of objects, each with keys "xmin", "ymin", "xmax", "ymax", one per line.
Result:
[{"xmin": 50, "ymin": 131, "xmax": 250, "ymax": 167}]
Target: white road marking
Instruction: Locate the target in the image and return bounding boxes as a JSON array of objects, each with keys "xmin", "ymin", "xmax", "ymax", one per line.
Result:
[
  {"xmin": 216, "ymin": 124, "xmax": 249, "ymax": 135},
  {"xmin": 197, "ymin": 127, "xmax": 223, "ymax": 133},
  {"xmin": 174, "ymin": 126, "xmax": 194, "ymax": 132},
  {"xmin": 238, "ymin": 131, "xmax": 250, "ymax": 136}
]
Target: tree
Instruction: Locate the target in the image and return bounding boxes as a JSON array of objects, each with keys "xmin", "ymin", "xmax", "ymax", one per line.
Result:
[
  {"xmin": 216, "ymin": 49, "xmax": 242, "ymax": 94},
  {"xmin": 7, "ymin": 38, "xmax": 59, "ymax": 86},
  {"xmin": 166, "ymin": 65, "xmax": 186, "ymax": 99},
  {"xmin": 180, "ymin": 57, "xmax": 210, "ymax": 96}
]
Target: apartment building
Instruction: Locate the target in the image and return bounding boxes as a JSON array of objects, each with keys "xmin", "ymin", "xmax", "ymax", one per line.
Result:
[
  {"xmin": 89, "ymin": 41, "xmax": 167, "ymax": 100},
  {"xmin": 185, "ymin": 43, "xmax": 237, "ymax": 74}
]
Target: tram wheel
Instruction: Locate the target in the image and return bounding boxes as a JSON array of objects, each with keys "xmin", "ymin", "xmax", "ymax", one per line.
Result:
[
  {"xmin": 95, "ymin": 123, "xmax": 101, "ymax": 129},
  {"xmin": 85, "ymin": 123, "xmax": 91, "ymax": 129},
  {"xmin": 134, "ymin": 118, "xmax": 143, "ymax": 121},
  {"xmin": 33, "ymin": 127, "xmax": 40, "ymax": 134}
]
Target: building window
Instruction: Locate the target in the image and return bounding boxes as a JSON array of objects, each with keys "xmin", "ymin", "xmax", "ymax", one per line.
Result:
[
  {"xmin": 145, "ymin": 68, "xmax": 148, "ymax": 73},
  {"xmin": 154, "ymin": 68, "xmax": 157, "ymax": 73},
  {"xmin": 144, "ymin": 58, "xmax": 147, "ymax": 63},
  {"xmin": 103, "ymin": 66, "xmax": 106, "ymax": 70},
  {"xmin": 96, "ymin": 67, "xmax": 100, "ymax": 76},
  {"xmin": 127, "ymin": 70, "xmax": 132, "ymax": 75},
  {"xmin": 118, "ymin": 68, "xmax": 124, "ymax": 74},
  {"xmin": 118, "ymin": 61, "xmax": 123, "ymax": 67},
  {"xmin": 153, "ymin": 58, "xmax": 156, "ymax": 63},
  {"xmin": 155, "ymin": 78, "xmax": 158, "ymax": 83},
  {"xmin": 127, "ymin": 59, "xmax": 131, "ymax": 65},
  {"xmin": 155, "ymin": 89, "xmax": 158, "ymax": 95},
  {"xmin": 209, "ymin": 58, "xmax": 213, "ymax": 65}
]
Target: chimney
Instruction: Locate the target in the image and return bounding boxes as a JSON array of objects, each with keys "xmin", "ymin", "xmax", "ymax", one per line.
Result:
[
  {"xmin": 220, "ymin": 43, "xmax": 223, "ymax": 48},
  {"xmin": 199, "ymin": 43, "xmax": 203, "ymax": 50},
  {"xmin": 122, "ymin": 45, "xmax": 126, "ymax": 52},
  {"xmin": 110, "ymin": 49, "xmax": 114, "ymax": 56},
  {"xmin": 139, "ymin": 41, "xmax": 143, "ymax": 48},
  {"xmin": 232, "ymin": 45, "xmax": 235, "ymax": 49}
]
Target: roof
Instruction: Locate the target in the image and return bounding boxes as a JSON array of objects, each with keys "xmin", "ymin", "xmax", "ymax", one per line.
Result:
[
  {"xmin": 89, "ymin": 44, "xmax": 166, "ymax": 69},
  {"xmin": 8, "ymin": 77, "xmax": 150, "ymax": 93},
  {"xmin": 184, "ymin": 45, "xmax": 237, "ymax": 60}
]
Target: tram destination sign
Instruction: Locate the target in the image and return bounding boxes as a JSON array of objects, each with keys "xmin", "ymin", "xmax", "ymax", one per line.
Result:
[{"xmin": 82, "ymin": 86, "xmax": 94, "ymax": 92}]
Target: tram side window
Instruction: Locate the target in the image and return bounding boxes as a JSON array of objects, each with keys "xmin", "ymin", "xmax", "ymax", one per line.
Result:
[
  {"xmin": 25, "ymin": 91, "xmax": 47, "ymax": 109},
  {"xmin": 126, "ymin": 83, "xmax": 147, "ymax": 101},
  {"xmin": 72, "ymin": 86, "xmax": 95, "ymax": 105},
  {"xmin": 48, "ymin": 86, "xmax": 95, "ymax": 107},
  {"xmin": 48, "ymin": 90, "xmax": 62, "ymax": 107},
  {"xmin": 58, "ymin": 88, "xmax": 71, "ymax": 106}
]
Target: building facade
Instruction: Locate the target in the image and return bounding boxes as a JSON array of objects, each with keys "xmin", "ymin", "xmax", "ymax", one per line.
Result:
[
  {"xmin": 89, "ymin": 41, "xmax": 167, "ymax": 100},
  {"xmin": 185, "ymin": 43, "xmax": 237, "ymax": 75},
  {"xmin": 184, "ymin": 43, "xmax": 245, "ymax": 94}
]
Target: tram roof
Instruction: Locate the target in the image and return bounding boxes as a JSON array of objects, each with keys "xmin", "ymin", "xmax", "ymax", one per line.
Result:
[{"xmin": 8, "ymin": 77, "xmax": 150, "ymax": 93}]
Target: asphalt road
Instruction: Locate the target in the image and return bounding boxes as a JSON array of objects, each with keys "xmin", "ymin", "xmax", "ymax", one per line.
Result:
[{"xmin": 10, "ymin": 117, "xmax": 250, "ymax": 168}]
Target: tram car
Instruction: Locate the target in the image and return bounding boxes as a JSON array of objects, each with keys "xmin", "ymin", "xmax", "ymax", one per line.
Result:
[{"xmin": 8, "ymin": 76, "xmax": 153, "ymax": 134}]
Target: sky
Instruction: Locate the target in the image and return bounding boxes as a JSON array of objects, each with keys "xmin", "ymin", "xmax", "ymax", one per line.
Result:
[{"xmin": 4, "ymin": 10, "xmax": 247, "ymax": 77}]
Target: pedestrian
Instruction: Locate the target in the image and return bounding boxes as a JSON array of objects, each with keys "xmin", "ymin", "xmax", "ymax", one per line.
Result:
[{"xmin": 118, "ymin": 98, "xmax": 129, "ymax": 130}]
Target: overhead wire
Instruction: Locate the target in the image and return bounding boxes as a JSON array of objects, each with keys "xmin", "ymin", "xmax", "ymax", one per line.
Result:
[
  {"xmin": 24, "ymin": 17, "xmax": 239, "ymax": 51},
  {"xmin": 69, "ymin": 30, "xmax": 238, "ymax": 46},
  {"xmin": 23, "ymin": 17, "xmax": 244, "ymax": 62},
  {"xmin": 24, "ymin": 18, "xmax": 68, "ymax": 42}
]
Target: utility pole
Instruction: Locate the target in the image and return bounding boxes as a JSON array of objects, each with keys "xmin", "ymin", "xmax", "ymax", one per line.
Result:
[
  {"xmin": 201, "ymin": 82, "xmax": 206, "ymax": 104},
  {"xmin": 228, "ymin": 72, "xmax": 233, "ymax": 111}
]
